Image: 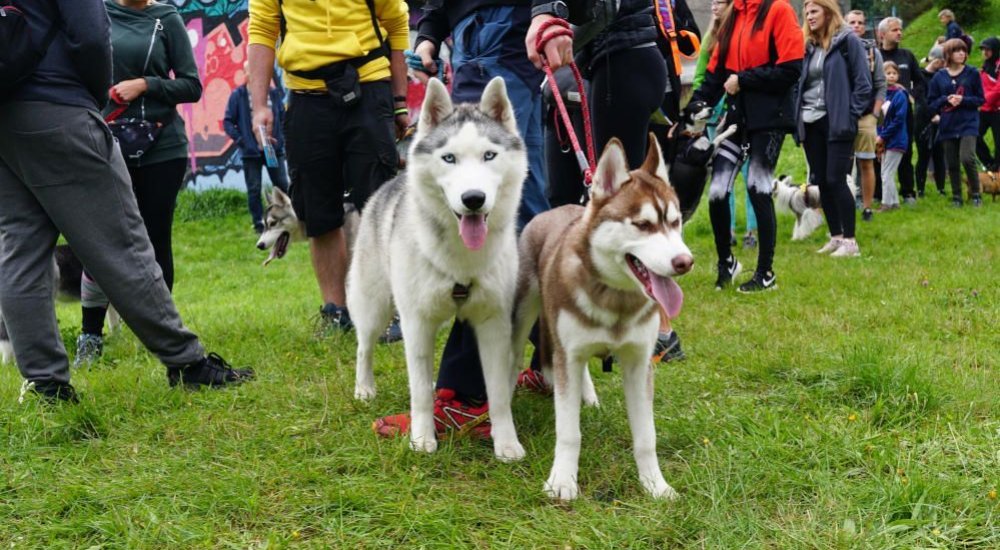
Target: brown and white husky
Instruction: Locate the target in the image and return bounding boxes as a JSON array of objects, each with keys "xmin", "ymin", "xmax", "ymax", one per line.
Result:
[{"xmin": 511, "ymin": 136, "xmax": 693, "ymax": 501}]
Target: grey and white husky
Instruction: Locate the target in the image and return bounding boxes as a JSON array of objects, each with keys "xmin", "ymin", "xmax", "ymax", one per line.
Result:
[{"xmin": 346, "ymin": 77, "xmax": 527, "ymax": 461}]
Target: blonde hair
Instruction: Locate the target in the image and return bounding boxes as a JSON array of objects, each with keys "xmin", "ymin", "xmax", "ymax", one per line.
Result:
[
  {"xmin": 803, "ymin": 0, "xmax": 845, "ymax": 51},
  {"xmin": 704, "ymin": 2, "xmax": 733, "ymax": 53},
  {"xmin": 938, "ymin": 9, "xmax": 955, "ymax": 22}
]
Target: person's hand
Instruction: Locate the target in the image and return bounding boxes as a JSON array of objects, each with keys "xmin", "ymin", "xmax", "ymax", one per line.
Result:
[
  {"xmin": 948, "ymin": 94, "xmax": 962, "ymax": 106},
  {"xmin": 394, "ymin": 111, "xmax": 410, "ymax": 140},
  {"xmin": 724, "ymin": 74, "xmax": 741, "ymax": 95},
  {"xmin": 112, "ymin": 78, "xmax": 148, "ymax": 103},
  {"xmin": 526, "ymin": 14, "xmax": 573, "ymax": 71},
  {"xmin": 252, "ymin": 106, "xmax": 273, "ymax": 148},
  {"xmin": 414, "ymin": 40, "xmax": 439, "ymax": 75},
  {"xmin": 931, "ymin": 114, "xmax": 941, "ymax": 124}
]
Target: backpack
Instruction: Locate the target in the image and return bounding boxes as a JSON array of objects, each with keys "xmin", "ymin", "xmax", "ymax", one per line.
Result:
[{"xmin": 0, "ymin": 1, "xmax": 58, "ymax": 100}]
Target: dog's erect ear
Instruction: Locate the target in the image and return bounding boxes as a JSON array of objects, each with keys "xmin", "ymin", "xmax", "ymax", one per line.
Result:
[
  {"xmin": 479, "ymin": 77, "xmax": 518, "ymax": 134},
  {"xmin": 639, "ymin": 132, "xmax": 670, "ymax": 186},
  {"xmin": 591, "ymin": 138, "xmax": 630, "ymax": 201},
  {"xmin": 271, "ymin": 187, "xmax": 291, "ymax": 206},
  {"xmin": 418, "ymin": 78, "xmax": 453, "ymax": 132}
]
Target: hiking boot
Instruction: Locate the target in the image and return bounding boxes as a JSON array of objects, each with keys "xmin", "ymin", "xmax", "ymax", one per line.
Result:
[
  {"xmin": 379, "ymin": 315, "xmax": 403, "ymax": 344},
  {"xmin": 742, "ymin": 233, "xmax": 757, "ymax": 249},
  {"xmin": 73, "ymin": 333, "xmax": 103, "ymax": 367},
  {"xmin": 167, "ymin": 352, "xmax": 255, "ymax": 389},
  {"xmin": 516, "ymin": 368, "xmax": 552, "ymax": 395},
  {"xmin": 715, "ymin": 256, "xmax": 742, "ymax": 290},
  {"xmin": 652, "ymin": 331, "xmax": 686, "ymax": 363},
  {"xmin": 316, "ymin": 303, "xmax": 353, "ymax": 335},
  {"xmin": 737, "ymin": 270, "xmax": 777, "ymax": 293},
  {"xmin": 830, "ymin": 239, "xmax": 861, "ymax": 257},
  {"xmin": 816, "ymin": 237, "xmax": 843, "ymax": 254},
  {"xmin": 862, "ymin": 208, "xmax": 873, "ymax": 222},
  {"xmin": 372, "ymin": 388, "xmax": 491, "ymax": 440}
]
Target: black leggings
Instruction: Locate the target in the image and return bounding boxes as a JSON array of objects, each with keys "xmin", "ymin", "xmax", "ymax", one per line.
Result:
[
  {"xmin": 81, "ymin": 158, "xmax": 187, "ymax": 335},
  {"xmin": 977, "ymin": 111, "xmax": 1000, "ymax": 170},
  {"xmin": 707, "ymin": 121, "xmax": 783, "ymax": 274},
  {"xmin": 802, "ymin": 117, "xmax": 856, "ymax": 239},
  {"xmin": 942, "ymin": 136, "xmax": 980, "ymax": 200}
]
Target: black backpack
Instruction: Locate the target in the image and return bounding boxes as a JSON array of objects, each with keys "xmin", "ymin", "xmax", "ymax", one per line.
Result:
[{"xmin": 0, "ymin": 0, "xmax": 58, "ymax": 100}]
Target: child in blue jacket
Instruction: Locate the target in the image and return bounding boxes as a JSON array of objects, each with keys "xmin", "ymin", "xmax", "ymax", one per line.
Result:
[
  {"xmin": 928, "ymin": 38, "xmax": 985, "ymax": 206},
  {"xmin": 877, "ymin": 61, "xmax": 910, "ymax": 210}
]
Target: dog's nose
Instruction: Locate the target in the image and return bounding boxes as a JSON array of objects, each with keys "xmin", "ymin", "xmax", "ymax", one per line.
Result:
[
  {"xmin": 256, "ymin": 241, "xmax": 266, "ymax": 250},
  {"xmin": 461, "ymin": 190, "xmax": 486, "ymax": 211},
  {"xmin": 672, "ymin": 254, "xmax": 693, "ymax": 275}
]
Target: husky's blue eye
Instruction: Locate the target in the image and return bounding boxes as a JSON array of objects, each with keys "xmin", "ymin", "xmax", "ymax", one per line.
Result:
[
  {"xmin": 483, "ymin": 151, "xmax": 497, "ymax": 161},
  {"xmin": 442, "ymin": 153, "xmax": 456, "ymax": 163}
]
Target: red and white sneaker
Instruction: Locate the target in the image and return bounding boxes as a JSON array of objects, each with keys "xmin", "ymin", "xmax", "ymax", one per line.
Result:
[
  {"xmin": 516, "ymin": 368, "xmax": 552, "ymax": 395},
  {"xmin": 372, "ymin": 388, "xmax": 491, "ymax": 440}
]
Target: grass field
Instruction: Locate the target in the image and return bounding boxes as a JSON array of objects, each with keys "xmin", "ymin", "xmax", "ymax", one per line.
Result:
[{"xmin": 1, "ymin": 141, "xmax": 997, "ymax": 548}]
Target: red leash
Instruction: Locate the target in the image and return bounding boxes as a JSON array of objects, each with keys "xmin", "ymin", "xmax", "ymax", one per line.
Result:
[
  {"xmin": 536, "ymin": 18, "xmax": 596, "ymax": 186},
  {"xmin": 105, "ymin": 87, "xmax": 129, "ymax": 123}
]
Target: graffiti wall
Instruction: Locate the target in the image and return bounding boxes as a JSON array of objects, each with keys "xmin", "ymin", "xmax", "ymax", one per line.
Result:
[{"xmin": 167, "ymin": 0, "xmax": 250, "ymax": 190}]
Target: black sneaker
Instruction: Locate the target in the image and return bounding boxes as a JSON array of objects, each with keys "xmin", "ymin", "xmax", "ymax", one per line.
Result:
[
  {"xmin": 952, "ymin": 196, "xmax": 963, "ymax": 207},
  {"xmin": 168, "ymin": 353, "xmax": 255, "ymax": 389},
  {"xmin": 652, "ymin": 331, "xmax": 686, "ymax": 363},
  {"xmin": 316, "ymin": 303, "xmax": 353, "ymax": 335},
  {"xmin": 742, "ymin": 233, "xmax": 757, "ymax": 249},
  {"xmin": 379, "ymin": 315, "xmax": 403, "ymax": 344},
  {"xmin": 862, "ymin": 208, "xmax": 873, "ymax": 222},
  {"xmin": 737, "ymin": 270, "xmax": 777, "ymax": 293},
  {"xmin": 715, "ymin": 256, "xmax": 742, "ymax": 290},
  {"xmin": 972, "ymin": 195, "xmax": 982, "ymax": 208},
  {"xmin": 20, "ymin": 380, "xmax": 79, "ymax": 404}
]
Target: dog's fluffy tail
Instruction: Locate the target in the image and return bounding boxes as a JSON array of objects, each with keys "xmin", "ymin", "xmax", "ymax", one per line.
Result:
[{"xmin": 795, "ymin": 208, "xmax": 825, "ymax": 240}]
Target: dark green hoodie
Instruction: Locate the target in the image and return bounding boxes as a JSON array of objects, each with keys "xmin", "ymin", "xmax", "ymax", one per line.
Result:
[{"xmin": 103, "ymin": 0, "xmax": 202, "ymax": 167}]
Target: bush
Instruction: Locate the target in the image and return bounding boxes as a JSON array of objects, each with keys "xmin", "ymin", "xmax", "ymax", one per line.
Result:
[{"xmin": 939, "ymin": 0, "xmax": 981, "ymax": 26}]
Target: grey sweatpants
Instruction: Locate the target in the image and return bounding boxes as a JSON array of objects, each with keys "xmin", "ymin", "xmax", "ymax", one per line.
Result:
[{"xmin": 0, "ymin": 101, "xmax": 204, "ymax": 385}]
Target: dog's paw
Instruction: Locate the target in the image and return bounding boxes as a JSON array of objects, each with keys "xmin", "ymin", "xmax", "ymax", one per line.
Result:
[
  {"xmin": 494, "ymin": 439, "xmax": 526, "ymax": 462},
  {"xmin": 409, "ymin": 435, "xmax": 438, "ymax": 454},
  {"xmin": 582, "ymin": 392, "xmax": 600, "ymax": 408},
  {"xmin": 0, "ymin": 341, "xmax": 13, "ymax": 364},
  {"xmin": 353, "ymin": 384, "xmax": 377, "ymax": 402},
  {"xmin": 643, "ymin": 478, "xmax": 679, "ymax": 501},
  {"xmin": 544, "ymin": 474, "xmax": 580, "ymax": 501}
]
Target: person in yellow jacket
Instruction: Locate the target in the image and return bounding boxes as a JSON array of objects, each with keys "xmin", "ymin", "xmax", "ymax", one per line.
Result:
[{"xmin": 247, "ymin": 0, "xmax": 410, "ymax": 333}]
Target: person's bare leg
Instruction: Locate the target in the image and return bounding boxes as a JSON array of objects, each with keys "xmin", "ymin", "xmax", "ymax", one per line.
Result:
[
  {"xmin": 310, "ymin": 228, "xmax": 348, "ymax": 306},
  {"xmin": 859, "ymin": 159, "xmax": 875, "ymax": 209}
]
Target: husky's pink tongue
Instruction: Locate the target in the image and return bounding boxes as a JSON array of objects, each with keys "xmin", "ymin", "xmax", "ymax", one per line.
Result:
[
  {"xmin": 650, "ymin": 274, "xmax": 684, "ymax": 319},
  {"xmin": 459, "ymin": 214, "xmax": 488, "ymax": 250}
]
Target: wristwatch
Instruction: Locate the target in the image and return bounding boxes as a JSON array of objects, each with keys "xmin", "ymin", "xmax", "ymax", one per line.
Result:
[{"xmin": 531, "ymin": 0, "xmax": 569, "ymax": 19}]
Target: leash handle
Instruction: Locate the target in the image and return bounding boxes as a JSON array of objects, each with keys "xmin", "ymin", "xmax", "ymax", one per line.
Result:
[
  {"xmin": 104, "ymin": 87, "xmax": 130, "ymax": 123},
  {"xmin": 535, "ymin": 18, "xmax": 596, "ymax": 186}
]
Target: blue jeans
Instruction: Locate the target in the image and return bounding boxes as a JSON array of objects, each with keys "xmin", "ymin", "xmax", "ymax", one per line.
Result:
[
  {"xmin": 242, "ymin": 154, "xmax": 289, "ymax": 230},
  {"xmin": 451, "ymin": 6, "xmax": 548, "ymax": 229}
]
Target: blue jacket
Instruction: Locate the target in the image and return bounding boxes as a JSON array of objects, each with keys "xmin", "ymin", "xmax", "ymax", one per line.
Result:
[
  {"xmin": 223, "ymin": 85, "xmax": 285, "ymax": 158},
  {"xmin": 878, "ymin": 86, "xmax": 910, "ymax": 151},
  {"xmin": 928, "ymin": 65, "xmax": 984, "ymax": 141},
  {"xmin": 9, "ymin": 0, "xmax": 112, "ymax": 110},
  {"xmin": 795, "ymin": 28, "xmax": 873, "ymax": 142}
]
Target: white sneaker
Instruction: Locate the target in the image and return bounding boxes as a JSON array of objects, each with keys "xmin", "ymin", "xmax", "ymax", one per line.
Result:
[
  {"xmin": 831, "ymin": 239, "xmax": 860, "ymax": 257},
  {"xmin": 816, "ymin": 238, "xmax": 843, "ymax": 254}
]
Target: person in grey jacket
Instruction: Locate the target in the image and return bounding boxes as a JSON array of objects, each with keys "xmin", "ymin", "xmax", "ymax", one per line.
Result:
[
  {"xmin": 795, "ymin": 0, "xmax": 872, "ymax": 258},
  {"xmin": 0, "ymin": 0, "xmax": 253, "ymax": 402}
]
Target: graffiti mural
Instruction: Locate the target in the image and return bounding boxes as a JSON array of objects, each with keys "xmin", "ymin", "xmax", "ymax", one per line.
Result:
[
  {"xmin": 169, "ymin": 0, "xmax": 430, "ymax": 189},
  {"xmin": 165, "ymin": 0, "xmax": 249, "ymax": 189}
]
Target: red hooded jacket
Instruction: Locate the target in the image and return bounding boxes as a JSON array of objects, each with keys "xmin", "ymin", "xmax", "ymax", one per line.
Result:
[{"xmin": 693, "ymin": 0, "xmax": 804, "ymax": 132}]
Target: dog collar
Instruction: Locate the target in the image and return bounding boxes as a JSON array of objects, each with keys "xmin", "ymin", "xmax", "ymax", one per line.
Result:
[{"xmin": 452, "ymin": 282, "xmax": 471, "ymax": 302}]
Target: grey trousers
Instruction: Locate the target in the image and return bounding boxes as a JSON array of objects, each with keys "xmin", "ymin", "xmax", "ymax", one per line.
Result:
[{"xmin": 0, "ymin": 101, "xmax": 204, "ymax": 385}]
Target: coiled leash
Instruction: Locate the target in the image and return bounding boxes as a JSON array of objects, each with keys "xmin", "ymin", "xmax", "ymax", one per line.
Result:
[{"xmin": 536, "ymin": 18, "xmax": 596, "ymax": 186}]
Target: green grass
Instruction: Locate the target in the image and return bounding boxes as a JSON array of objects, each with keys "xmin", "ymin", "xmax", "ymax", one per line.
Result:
[{"xmin": 1, "ymin": 164, "xmax": 997, "ymax": 548}]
